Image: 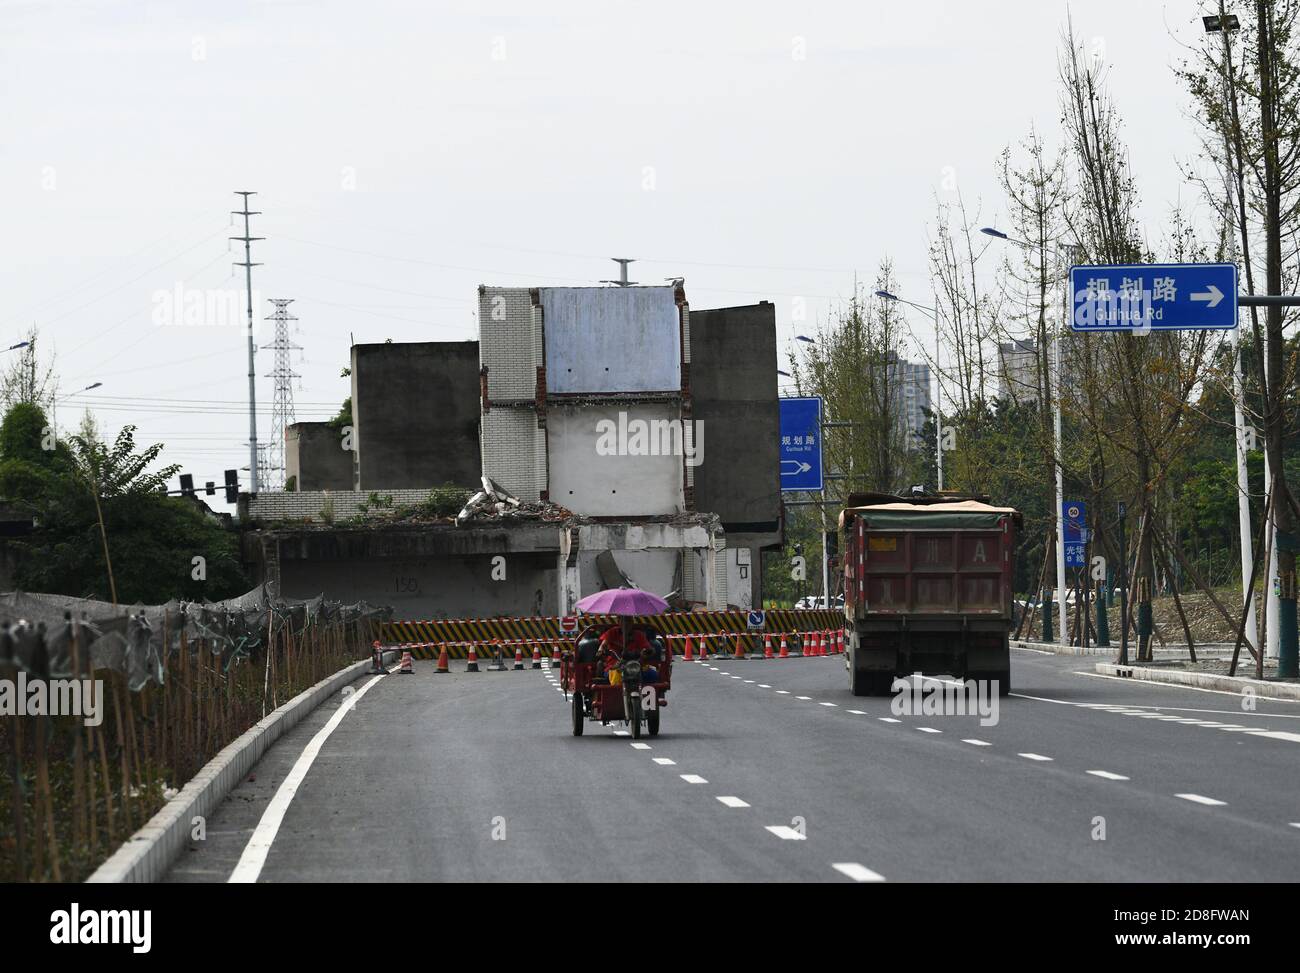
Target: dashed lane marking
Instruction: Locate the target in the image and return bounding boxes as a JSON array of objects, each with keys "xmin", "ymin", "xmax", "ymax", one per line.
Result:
[
  {"xmin": 832, "ymin": 862, "xmax": 886, "ymax": 882},
  {"xmin": 680, "ymin": 774, "xmax": 709, "ymax": 784},
  {"xmin": 716, "ymin": 796, "xmax": 750, "ymax": 808},
  {"xmin": 652, "ymin": 757, "xmax": 676, "ymax": 765},
  {"xmin": 630, "ymin": 742, "xmax": 651, "ymax": 750},
  {"xmin": 847, "ymin": 709, "xmax": 866, "ymax": 715},
  {"xmin": 962, "ymin": 739, "xmax": 991, "ymax": 746},
  {"xmin": 1087, "ymin": 770, "xmax": 1130, "ymax": 780},
  {"xmin": 1176, "ymin": 793, "xmax": 1227, "ymax": 806},
  {"xmin": 878, "ymin": 717, "xmax": 900, "ymax": 723},
  {"xmin": 917, "ymin": 727, "xmax": 942, "ymax": 734},
  {"xmin": 1019, "ymin": 753, "xmax": 1053, "ymax": 762},
  {"xmin": 795, "ymin": 695, "xmax": 812, "ymax": 700},
  {"xmin": 820, "ymin": 702, "xmax": 837, "ymax": 707},
  {"xmin": 765, "ymin": 825, "xmax": 806, "ymax": 841}
]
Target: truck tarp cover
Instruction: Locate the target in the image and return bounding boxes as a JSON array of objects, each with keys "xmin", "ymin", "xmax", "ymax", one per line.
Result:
[{"xmin": 838, "ymin": 500, "xmax": 1017, "ymax": 531}]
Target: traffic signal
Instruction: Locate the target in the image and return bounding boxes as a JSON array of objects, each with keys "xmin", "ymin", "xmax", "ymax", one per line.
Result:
[
  {"xmin": 224, "ymin": 469, "xmax": 239, "ymax": 504},
  {"xmin": 179, "ymin": 474, "xmax": 195, "ymax": 497},
  {"xmin": 204, "ymin": 481, "xmax": 216, "ymax": 496}
]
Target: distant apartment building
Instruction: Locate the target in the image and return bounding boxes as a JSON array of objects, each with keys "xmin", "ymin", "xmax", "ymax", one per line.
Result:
[
  {"xmin": 998, "ymin": 338, "xmax": 1041, "ymax": 404},
  {"xmin": 889, "ymin": 355, "xmax": 932, "ymax": 448}
]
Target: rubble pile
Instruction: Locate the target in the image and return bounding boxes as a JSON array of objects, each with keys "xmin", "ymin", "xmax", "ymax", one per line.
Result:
[{"xmin": 456, "ymin": 476, "xmax": 575, "ymax": 525}]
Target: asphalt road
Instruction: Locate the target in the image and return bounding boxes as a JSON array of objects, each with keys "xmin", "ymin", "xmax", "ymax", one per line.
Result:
[{"xmin": 165, "ymin": 646, "xmax": 1300, "ymax": 882}]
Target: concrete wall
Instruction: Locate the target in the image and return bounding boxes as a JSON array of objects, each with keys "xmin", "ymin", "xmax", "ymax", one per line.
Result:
[
  {"xmin": 541, "ymin": 286, "xmax": 681, "ymax": 394},
  {"xmin": 351, "ymin": 340, "xmax": 481, "ymax": 490},
  {"xmin": 688, "ymin": 302, "xmax": 781, "ymax": 531},
  {"xmin": 286, "ymin": 422, "xmax": 354, "ymax": 492},
  {"xmin": 280, "ymin": 553, "xmax": 559, "ymax": 619},
  {"xmin": 547, "ymin": 403, "xmax": 684, "ymax": 516}
]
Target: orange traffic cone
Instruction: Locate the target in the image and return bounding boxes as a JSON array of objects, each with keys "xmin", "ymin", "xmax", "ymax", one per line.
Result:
[
  {"xmin": 513, "ymin": 643, "xmax": 524, "ymax": 670},
  {"xmin": 466, "ymin": 642, "xmax": 479, "ymax": 672},
  {"xmin": 369, "ymin": 640, "xmax": 387, "ymax": 674},
  {"xmin": 779, "ymin": 634, "xmax": 789, "ymax": 658},
  {"xmin": 531, "ymin": 642, "xmax": 542, "ymax": 669},
  {"xmin": 399, "ymin": 650, "xmax": 415, "ymax": 674},
  {"xmin": 763, "ymin": 633, "xmax": 774, "ymax": 659},
  {"xmin": 435, "ymin": 643, "xmax": 451, "ymax": 673},
  {"xmin": 683, "ymin": 634, "xmax": 695, "ymax": 661},
  {"xmin": 551, "ymin": 641, "xmax": 562, "ymax": 663},
  {"xmin": 734, "ymin": 632, "xmax": 746, "ymax": 660},
  {"xmin": 818, "ymin": 631, "xmax": 826, "ymax": 656},
  {"xmin": 837, "ymin": 630, "xmax": 845, "ymax": 654}
]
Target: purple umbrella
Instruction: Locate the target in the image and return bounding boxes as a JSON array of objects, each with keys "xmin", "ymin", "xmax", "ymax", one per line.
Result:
[{"xmin": 575, "ymin": 588, "xmax": 669, "ymax": 616}]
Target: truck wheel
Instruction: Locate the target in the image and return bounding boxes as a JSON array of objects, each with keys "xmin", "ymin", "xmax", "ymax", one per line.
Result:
[
  {"xmin": 994, "ymin": 670, "xmax": 1011, "ymax": 696},
  {"xmin": 571, "ymin": 692, "xmax": 584, "ymax": 736},
  {"xmin": 850, "ymin": 666, "xmax": 868, "ymax": 697}
]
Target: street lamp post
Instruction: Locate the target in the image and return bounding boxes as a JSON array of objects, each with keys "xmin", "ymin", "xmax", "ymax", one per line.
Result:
[{"xmin": 875, "ymin": 290, "xmax": 943, "ymax": 491}]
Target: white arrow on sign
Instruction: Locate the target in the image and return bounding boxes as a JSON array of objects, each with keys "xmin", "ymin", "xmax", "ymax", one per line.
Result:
[
  {"xmin": 1190, "ymin": 284, "xmax": 1225, "ymax": 308},
  {"xmin": 781, "ymin": 460, "xmax": 812, "ymax": 476}
]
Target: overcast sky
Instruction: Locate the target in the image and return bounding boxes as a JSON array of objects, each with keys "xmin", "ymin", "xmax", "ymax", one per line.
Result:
[{"xmin": 0, "ymin": 0, "xmax": 1218, "ymax": 504}]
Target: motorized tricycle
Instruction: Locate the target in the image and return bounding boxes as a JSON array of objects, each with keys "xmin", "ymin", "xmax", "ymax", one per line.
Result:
[{"xmin": 560, "ymin": 624, "xmax": 672, "ymax": 738}]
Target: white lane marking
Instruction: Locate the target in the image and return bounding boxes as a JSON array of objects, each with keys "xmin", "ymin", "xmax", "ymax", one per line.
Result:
[
  {"xmin": 820, "ymin": 702, "xmax": 837, "ymax": 707},
  {"xmin": 916, "ymin": 727, "xmax": 942, "ymax": 734},
  {"xmin": 652, "ymin": 757, "xmax": 676, "ymax": 765},
  {"xmin": 630, "ymin": 742, "xmax": 651, "ymax": 750},
  {"xmin": 832, "ymin": 862, "xmax": 886, "ymax": 882},
  {"xmin": 765, "ymin": 825, "xmax": 806, "ymax": 841},
  {"xmin": 730, "ymin": 676, "xmax": 742, "ymax": 680},
  {"xmin": 1177, "ymin": 793, "xmax": 1227, "ymax": 806},
  {"xmin": 795, "ymin": 695, "xmax": 812, "ymax": 700},
  {"xmin": 1018, "ymin": 753, "xmax": 1053, "ymax": 761},
  {"xmin": 229, "ymin": 673, "xmax": 386, "ymax": 883},
  {"xmin": 962, "ymin": 738, "xmax": 991, "ymax": 746},
  {"xmin": 613, "ymin": 730, "xmax": 630, "ymax": 737},
  {"xmin": 1247, "ymin": 730, "xmax": 1300, "ymax": 743},
  {"xmin": 716, "ymin": 796, "xmax": 750, "ymax": 808},
  {"xmin": 744, "ymin": 679, "xmax": 755, "ymax": 683},
  {"xmin": 1195, "ymin": 722, "xmax": 1230, "ymax": 727},
  {"xmin": 878, "ymin": 717, "xmax": 900, "ymax": 723},
  {"xmin": 680, "ymin": 774, "xmax": 708, "ymax": 784},
  {"xmin": 758, "ymin": 684, "xmax": 772, "ymax": 689},
  {"xmin": 1087, "ymin": 770, "xmax": 1130, "ymax": 781},
  {"xmin": 1068, "ymin": 670, "xmax": 1300, "ymax": 702},
  {"xmin": 775, "ymin": 690, "xmax": 791, "ymax": 695},
  {"xmin": 1218, "ymin": 726, "xmax": 1262, "ymax": 732},
  {"xmin": 1290, "ymin": 823, "xmax": 1300, "ymax": 829},
  {"xmin": 848, "ymin": 709, "xmax": 866, "ymax": 715}
]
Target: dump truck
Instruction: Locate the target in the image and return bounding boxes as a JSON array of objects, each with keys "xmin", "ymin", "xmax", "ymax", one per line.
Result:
[{"xmin": 839, "ymin": 492, "xmax": 1022, "ymax": 696}]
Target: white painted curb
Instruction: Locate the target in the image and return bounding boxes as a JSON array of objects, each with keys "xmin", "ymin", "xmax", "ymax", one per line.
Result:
[
  {"xmin": 1011, "ymin": 639, "xmax": 1108, "ymax": 656},
  {"xmin": 1096, "ymin": 662, "xmax": 1300, "ymax": 700},
  {"xmin": 86, "ymin": 651, "xmax": 396, "ymax": 883}
]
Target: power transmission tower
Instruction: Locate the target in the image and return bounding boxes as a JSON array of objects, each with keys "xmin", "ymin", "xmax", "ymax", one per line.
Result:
[
  {"xmin": 262, "ymin": 299, "xmax": 301, "ymax": 491},
  {"xmin": 231, "ymin": 191, "xmax": 264, "ymax": 492}
]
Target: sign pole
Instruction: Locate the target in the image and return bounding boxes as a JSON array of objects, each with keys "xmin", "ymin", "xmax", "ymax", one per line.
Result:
[
  {"xmin": 1230, "ymin": 318, "xmax": 1259, "ymax": 656},
  {"xmin": 1118, "ymin": 501, "xmax": 1129, "ymax": 666}
]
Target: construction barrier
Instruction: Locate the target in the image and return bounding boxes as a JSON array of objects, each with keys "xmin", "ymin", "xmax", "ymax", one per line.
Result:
[
  {"xmin": 385, "ymin": 624, "xmax": 848, "ymax": 663},
  {"xmin": 382, "ymin": 609, "xmax": 840, "ymax": 650}
]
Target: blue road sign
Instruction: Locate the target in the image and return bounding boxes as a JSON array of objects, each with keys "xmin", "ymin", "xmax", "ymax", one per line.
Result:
[
  {"xmin": 1063, "ymin": 500, "xmax": 1086, "ymax": 567},
  {"xmin": 746, "ymin": 609, "xmax": 766, "ymax": 631},
  {"xmin": 780, "ymin": 396, "xmax": 824, "ymax": 492},
  {"xmin": 1070, "ymin": 263, "xmax": 1237, "ymax": 332}
]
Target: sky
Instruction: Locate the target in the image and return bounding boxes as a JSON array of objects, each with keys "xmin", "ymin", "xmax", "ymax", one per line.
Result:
[{"xmin": 0, "ymin": 0, "xmax": 1220, "ymax": 508}]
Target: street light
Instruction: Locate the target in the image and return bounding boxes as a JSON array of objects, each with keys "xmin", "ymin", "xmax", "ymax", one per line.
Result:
[
  {"xmin": 982, "ymin": 226, "xmax": 1072, "ymax": 648},
  {"xmin": 4, "ymin": 341, "xmax": 30, "ymax": 353},
  {"xmin": 795, "ymin": 334, "xmax": 816, "ymax": 344},
  {"xmin": 875, "ymin": 289, "xmax": 945, "ymax": 491}
]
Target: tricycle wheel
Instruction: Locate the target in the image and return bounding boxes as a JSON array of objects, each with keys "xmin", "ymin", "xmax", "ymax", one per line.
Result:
[
  {"xmin": 571, "ymin": 692, "xmax": 584, "ymax": 736},
  {"xmin": 628, "ymin": 692, "xmax": 643, "ymax": 739},
  {"xmin": 647, "ymin": 708, "xmax": 660, "ymax": 736}
]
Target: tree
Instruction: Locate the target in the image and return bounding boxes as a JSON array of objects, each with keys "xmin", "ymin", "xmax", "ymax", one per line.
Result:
[
  {"xmin": 0, "ymin": 326, "xmax": 56, "ymax": 412},
  {"xmin": 0, "ymin": 404, "xmax": 249, "ymax": 604}
]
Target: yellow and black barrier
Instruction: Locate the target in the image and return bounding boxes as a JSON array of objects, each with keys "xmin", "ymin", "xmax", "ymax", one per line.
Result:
[{"xmin": 381, "ymin": 610, "xmax": 841, "ymax": 659}]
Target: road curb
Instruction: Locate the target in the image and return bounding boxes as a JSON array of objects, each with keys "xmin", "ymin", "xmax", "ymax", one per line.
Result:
[
  {"xmin": 86, "ymin": 650, "xmax": 396, "ymax": 884},
  {"xmin": 1011, "ymin": 639, "xmax": 1109, "ymax": 656},
  {"xmin": 1095, "ymin": 662, "xmax": 1300, "ymax": 700}
]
